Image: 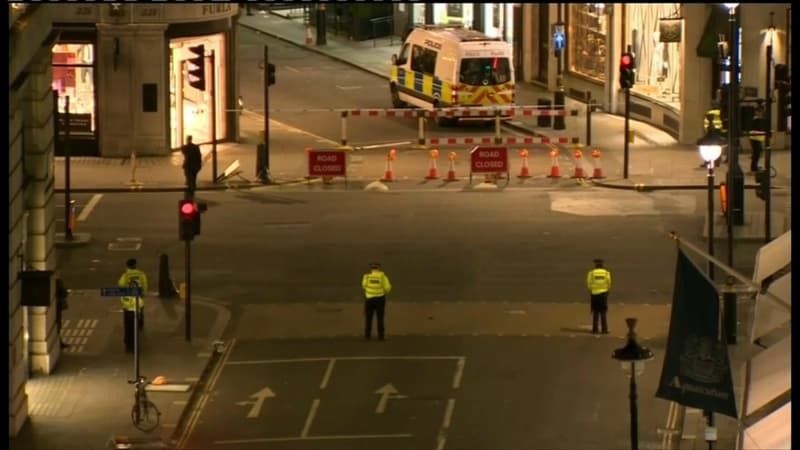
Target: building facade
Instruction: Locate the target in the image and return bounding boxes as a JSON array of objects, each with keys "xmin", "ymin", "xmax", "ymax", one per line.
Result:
[
  {"xmin": 518, "ymin": 3, "xmax": 791, "ymax": 146},
  {"xmin": 50, "ymin": 3, "xmax": 240, "ymax": 157},
  {"xmin": 7, "ymin": 3, "xmax": 239, "ymax": 438}
]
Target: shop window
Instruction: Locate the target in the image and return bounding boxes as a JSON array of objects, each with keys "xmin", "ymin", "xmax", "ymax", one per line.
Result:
[
  {"xmin": 52, "ymin": 43, "xmax": 96, "ymax": 136},
  {"xmin": 567, "ymin": 4, "xmax": 608, "ymax": 81},
  {"xmin": 410, "ymin": 45, "xmax": 437, "ymax": 74}
]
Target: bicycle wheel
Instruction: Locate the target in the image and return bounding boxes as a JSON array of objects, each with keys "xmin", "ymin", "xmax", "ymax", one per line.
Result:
[{"xmin": 133, "ymin": 399, "xmax": 161, "ymax": 432}]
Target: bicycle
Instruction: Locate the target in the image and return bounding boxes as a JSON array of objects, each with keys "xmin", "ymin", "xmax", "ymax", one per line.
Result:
[{"xmin": 129, "ymin": 375, "xmax": 161, "ymax": 432}]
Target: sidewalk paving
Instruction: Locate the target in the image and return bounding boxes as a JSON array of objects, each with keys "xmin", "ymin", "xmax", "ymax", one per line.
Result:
[{"xmin": 10, "ymin": 290, "xmax": 229, "ymax": 450}]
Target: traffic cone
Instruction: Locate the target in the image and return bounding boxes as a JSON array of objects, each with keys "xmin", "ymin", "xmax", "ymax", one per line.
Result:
[
  {"xmin": 571, "ymin": 146, "xmax": 586, "ymax": 179},
  {"xmin": 590, "ymin": 148, "xmax": 605, "ymax": 179},
  {"xmin": 305, "ymin": 25, "xmax": 313, "ymax": 46},
  {"xmin": 426, "ymin": 149, "xmax": 440, "ymax": 179},
  {"xmin": 517, "ymin": 148, "xmax": 532, "ymax": 178},
  {"xmin": 445, "ymin": 152, "xmax": 458, "ymax": 181},
  {"xmin": 547, "ymin": 147, "xmax": 561, "ymax": 178},
  {"xmin": 381, "ymin": 148, "xmax": 397, "ymax": 182}
]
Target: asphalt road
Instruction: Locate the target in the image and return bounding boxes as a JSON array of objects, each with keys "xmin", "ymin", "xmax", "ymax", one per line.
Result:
[
  {"xmin": 237, "ymin": 26, "xmax": 532, "ymax": 149},
  {"xmin": 179, "ymin": 336, "xmax": 671, "ymax": 450},
  {"xmin": 56, "ymin": 189, "xmax": 714, "ymax": 305}
]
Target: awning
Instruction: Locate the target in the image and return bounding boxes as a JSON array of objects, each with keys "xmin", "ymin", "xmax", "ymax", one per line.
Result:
[{"xmin": 696, "ymin": 4, "xmax": 730, "ymax": 58}]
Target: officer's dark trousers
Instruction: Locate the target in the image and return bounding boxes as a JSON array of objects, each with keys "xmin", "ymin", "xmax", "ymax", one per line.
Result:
[
  {"xmin": 749, "ymin": 139, "xmax": 763, "ymax": 172},
  {"xmin": 184, "ymin": 169, "xmax": 198, "ymax": 197},
  {"xmin": 364, "ymin": 296, "xmax": 386, "ymax": 339},
  {"xmin": 590, "ymin": 293, "xmax": 609, "ymax": 334},
  {"xmin": 123, "ymin": 309, "xmax": 144, "ymax": 353}
]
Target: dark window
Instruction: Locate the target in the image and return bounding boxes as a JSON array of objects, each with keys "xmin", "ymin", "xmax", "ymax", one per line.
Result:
[
  {"xmin": 142, "ymin": 83, "xmax": 157, "ymax": 112},
  {"xmin": 459, "ymin": 57, "xmax": 511, "ymax": 86},
  {"xmin": 410, "ymin": 45, "xmax": 437, "ymax": 74}
]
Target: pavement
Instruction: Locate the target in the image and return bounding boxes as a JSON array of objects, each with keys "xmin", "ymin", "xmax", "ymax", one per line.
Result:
[{"xmin": 30, "ymin": 8, "xmax": 790, "ymax": 450}]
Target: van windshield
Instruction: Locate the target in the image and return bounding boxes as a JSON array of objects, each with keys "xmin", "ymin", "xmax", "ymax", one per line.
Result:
[{"xmin": 459, "ymin": 57, "xmax": 511, "ymax": 86}]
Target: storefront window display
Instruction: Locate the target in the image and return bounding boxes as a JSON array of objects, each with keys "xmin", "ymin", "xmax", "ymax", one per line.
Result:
[
  {"xmin": 568, "ymin": 3, "xmax": 609, "ymax": 81},
  {"xmin": 626, "ymin": 3, "xmax": 682, "ymax": 109},
  {"xmin": 169, "ymin": 33, "xmax": 226, "ymax": 149},
  {"xmin": 410, "ymin": 3, "xmax": 515, "ymax": 42},
  {"xmin": 52, "ymin": 43, "xmax": 96, "ymax": 136}
]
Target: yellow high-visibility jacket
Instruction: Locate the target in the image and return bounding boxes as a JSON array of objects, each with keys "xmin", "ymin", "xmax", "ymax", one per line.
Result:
[
  {"xmin": 362, "ymin": 270, "xmax": 392, "ymax": 299},
  {"xmin": 586, "ymin": 268, "xmax": 611, "ymax": 295},
  {"xmin": 118, "ymin": 268, "xmax": 148, "ymax": 311}
]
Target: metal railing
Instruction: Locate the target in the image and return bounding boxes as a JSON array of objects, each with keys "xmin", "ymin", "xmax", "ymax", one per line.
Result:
[{"xmin": 369, "ymin": 16, "xmax": 394, "ymax": 47}]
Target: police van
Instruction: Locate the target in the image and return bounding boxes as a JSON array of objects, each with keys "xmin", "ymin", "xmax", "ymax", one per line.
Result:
[{"xmin": 389, "ymin": 25, "xmax": 515, "ymax": 125}]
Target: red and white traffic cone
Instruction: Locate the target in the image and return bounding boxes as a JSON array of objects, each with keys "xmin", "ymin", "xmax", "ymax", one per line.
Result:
[
  {"xmin": 517, "ymin": 148, "xmax": 532, "ymax": 178},
  {"xmin": 547, "ymin": 147, "xmax": 561, "ymax": 178},
  {"xmin": 445, "ymin": 152, "xmax": 458, "ymax": 181},
  {"xmin": 426, "ymin": 149, "xmax": 440, "ymax": 179},
  {"xmin": 590, "ymin": 148, "xmax": 605, "ymax": 179},
  {"xmin": 305, "ymin": 25, "xmax": 313, "ymax": 46},
  {"xmin": 381, "ymin": 148, "xmax": 397, "ymax": 182},
  {"xmin": 571, "ymin": 146, "xmax": 586, "ymax": 179}
]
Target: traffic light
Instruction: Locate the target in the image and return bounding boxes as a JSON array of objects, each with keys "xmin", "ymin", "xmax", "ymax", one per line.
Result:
[
  {"xmin": 754, "ymin": 169, "xmax": 769, "ymax": 201},
  {"xmin": 267, "ymin": 63, "xmax": 276, "ymax": 86},
  {"xmin": 186, "ymin": 44, "xmax": 206, "ymax": 91},
  {"xmin": 179, "ymin": 200, "xmax": 200, "ymax": 241},
  {"xmin": 619, "ymin": 53, "xmax": 635, "ymax": 89}
]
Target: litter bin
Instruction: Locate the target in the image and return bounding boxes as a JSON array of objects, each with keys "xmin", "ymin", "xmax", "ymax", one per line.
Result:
[
  {"xmin": 553, "ymin": 90, "xmax": 566, "ymax": 130},
  {"xmin": 537, "ymin": 98, "xmax": 552, "ymax": 127}
]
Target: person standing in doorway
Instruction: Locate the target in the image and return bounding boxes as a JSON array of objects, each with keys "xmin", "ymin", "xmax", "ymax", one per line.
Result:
[
  {"xmin": 181, "ymin": 135, "xmax": 202, "ymax": 197},
  {"xmin": 118, "ymin": 258, "xmax": 148, "ymax": 353},
  {"xmin": 361, "ymin": 262, "xmax": 392, "ymax": 340},
  {"xmin": 586, "ymin": 258, "xmax": 612, "ymax": 334}
]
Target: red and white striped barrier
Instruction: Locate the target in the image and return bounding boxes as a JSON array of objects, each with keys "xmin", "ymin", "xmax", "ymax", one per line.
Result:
[
  {"xmin": 236, "ymin": 106, "xmax": 570, "ymax": 118},
  {"xmin": 425, "ymin": 136, "xmax": 576, "ymax": 146}
]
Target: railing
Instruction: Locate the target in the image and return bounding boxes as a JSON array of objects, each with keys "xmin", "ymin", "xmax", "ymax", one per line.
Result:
[{"xmin": 369, "ymin": 16, "xmax": 394, "ymax": 47}]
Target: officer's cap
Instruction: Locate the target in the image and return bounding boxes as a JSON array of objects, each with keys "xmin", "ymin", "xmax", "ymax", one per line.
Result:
[
  {"xmin": 369, "ymin": 262, "xmax": 381, "ymax": 269},
  {"xmin": 593, "ymin": 258, "xmax": 604, "ymax": 264},
  {"xmin": 126, "ymin": 258, "xmax": 137, "ymax": 268}
]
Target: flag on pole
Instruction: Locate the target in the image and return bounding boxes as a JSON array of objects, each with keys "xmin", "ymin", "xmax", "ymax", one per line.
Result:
[{"xmin": 655, "ymin": 249, "xmax": 738, "ymax": 418}]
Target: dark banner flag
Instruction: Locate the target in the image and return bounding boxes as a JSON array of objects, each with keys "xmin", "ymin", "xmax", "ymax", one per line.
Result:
[{"xmin": 655, "ymin": 249, "xmax": 738, "ymax": 418}]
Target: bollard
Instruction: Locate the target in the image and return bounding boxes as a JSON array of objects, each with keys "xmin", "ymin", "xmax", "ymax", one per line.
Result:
[
  {"xmin": 126, "ymin": 150, "xmax": 144, "ymax": 187},
  {"xmin": 445, "ymin": 151, "xmax": 458, "ymax": 181},
  {"xmin": 586, "ymin": 90, "xmax": 593, "ymax": 146},
  {"xmin": 158, "ymin": 254, "xmax": 178, "ymax": 298},
  {"xmin": 547, "ymin": 147, "xmax": 561, "ymax": 178},
  {"xmin": 340, "ymin": 111, "xmax": 348, "ymax": 148},
  {"xmin": 517, "ymin": 149, "xmax": 532, "ymax": 178},
  {"xmin": 414, "ymin": 110, "xmax": 427, "ymax": 149},
  {"xmin": 426, "ymin": 149, "xmax": 440, "ymax": 179},
  {"xmin": 305, "ymin": 25, "xmax": 313, "ymax": 46},
  {"xmin": 381, "ymin": 148, "xmax": 397, "ymax": 182},
  {"xmin": 553, "ymin": 89, "xmax": 566, "ymax": 130},
  {"xmin": 590, "ymin": 148, "xmax": 604, "ymax": 179},
  {"xmin": 571, "ymin": 145, "xmax": 586, "ymax": 179},
  {"xmin": 494, "ymin": 110, "xmax": 502, "ymax": 144}
]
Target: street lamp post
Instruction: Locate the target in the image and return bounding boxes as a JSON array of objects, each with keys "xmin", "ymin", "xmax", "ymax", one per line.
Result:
[
  {"xmin": 612, "ymin": 318, "xmax": 655, "ymax": 450},
  {"xmin": 724, "ymin": 3, "xmax": 745, "ymax": 232},
  {"xmin": 698, "ymin": 130, "xmax": 725, "ymax": 281}
]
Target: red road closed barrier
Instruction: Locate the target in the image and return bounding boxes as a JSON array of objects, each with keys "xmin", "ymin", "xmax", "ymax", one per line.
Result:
[
  {"xmin": 469, "ymin": 146, "xmax": 509, "ymax": 184},
  {"xmin": 307, "ymin": 149, "xmax": 347, "ymax": 184}
]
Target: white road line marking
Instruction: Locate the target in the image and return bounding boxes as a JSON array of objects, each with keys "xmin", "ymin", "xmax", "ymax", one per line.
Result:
[
  {"xmin": 359, "ymin": 141, "xmax": 412, "ymax": 150},
  {"xmin": 77, "ymin": 319, "xmax": 85, "ymax": 328},
  {"xmin": 77, "ymin": 194, "xmax": 103, "ymax": 221},
  {"xmin": 284, "ymin": 65, "xmax": 300, "ymax": 73},
  {"xmin": 320, "ymin": 359, "xmax": 335, "ymax": 390},
  {"xmin": 301, "ymin": 398, "xmax": 320, "ymax": 438},
  {"xmin": 452, "ymin": 358, "xmax": 465, "ymax": 389},
  {"xmin": 226, "ymin": 355, "xmax": 464, "ymax": 365},
  {"xmin": 442, "ymin": 398, "xmax": 455, "ymax": 429},
  {"xmin": 90, "ymin": 319, "xmax": 98, "ymax": 328},
  {"xmin": 215, "ymin": 434, "xmax": 414, "ymax": 445}
]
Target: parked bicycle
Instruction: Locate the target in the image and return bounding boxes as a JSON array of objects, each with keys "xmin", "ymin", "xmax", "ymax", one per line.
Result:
[{"xmin": 129, "ymin": 375, "xmax": 161, "ymax": 432}]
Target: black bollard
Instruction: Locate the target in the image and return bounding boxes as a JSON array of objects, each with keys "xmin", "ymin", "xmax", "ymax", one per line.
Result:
[{"xmin": 158, "ymin": 254, "xmax": 178, "ymax": 298}]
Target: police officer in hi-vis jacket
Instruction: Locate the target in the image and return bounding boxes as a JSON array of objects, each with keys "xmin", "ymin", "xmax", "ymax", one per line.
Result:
[{"xmin": 361, "ymin": 262, "xmax": 392, "ymax": 340}]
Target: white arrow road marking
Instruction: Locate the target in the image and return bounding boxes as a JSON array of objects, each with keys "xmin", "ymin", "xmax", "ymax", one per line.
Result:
[
  {"xmin": 77, "ymin": 194, "xmax": 103, "ymax": 221},
  {"xmin": 374, "ymin": 383, "xmax": 407, "ymax": 414},
  {"xmin": 301, "ymin": 398, "xmax": 320, "ymax": 437},
  {"xmin": 235, "ymin": 386, "xmax": 275, "ymax": 419}
]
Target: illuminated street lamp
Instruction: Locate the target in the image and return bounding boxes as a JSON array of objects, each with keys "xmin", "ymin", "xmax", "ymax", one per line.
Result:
[
  {"xmin": 698, "ymin": 129, "xmax": 726, "ymax": 281},
  {"xmin": 612, "ymin": 318, "xmax": 655, "ymax": 450}
]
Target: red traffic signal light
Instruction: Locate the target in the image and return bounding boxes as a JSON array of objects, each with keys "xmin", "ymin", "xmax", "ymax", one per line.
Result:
[
  {"xmin": 619, "ymin": 52, "xmax": 635, "ymax": 89},
  {"xmin": 186, "ymin": 45, "xmax": 206, "ymax": 91},
  {"xmin": 179, "ymin": 200, "xmax": 199, "ymax": 241}
]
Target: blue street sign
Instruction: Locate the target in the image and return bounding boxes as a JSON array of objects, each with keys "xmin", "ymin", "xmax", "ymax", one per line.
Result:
[
  {"xmin": 553, "ymin": 23, "xmax": 566, "ymax": 51},
  {"xmin": 100, "ymin": 287, "xmax": 143, "ymax": 297}
]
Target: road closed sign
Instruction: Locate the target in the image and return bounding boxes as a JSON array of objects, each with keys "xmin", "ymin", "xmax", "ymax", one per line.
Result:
[
  {"xmin": 470, "ymin": 146, "xmax": 508, "ymax": 173},
  {"xmin": 307, "ymin": 150, "xmax": 347, "ymax": 178}
]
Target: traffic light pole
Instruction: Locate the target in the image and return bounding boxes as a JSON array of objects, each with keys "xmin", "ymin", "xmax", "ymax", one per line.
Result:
[
  {"xmin": 63, "ymin": 95, "xmax": 74, "ymax": 241},
  {"xmin": 261, "ymin": 45, "xmax": 272, "ymax": 183},
  {"xmin": 623, "ymin": 86, "xmax": 631, "ymax": 179},
  {"xmin": 185, "ymin": 236, "xmax": 192, "ymax": 341},
  {"xmin": 210, "ymin": 50, "xmax": 218, "ymax": 184},
  {"xmin": 764, "ymin": 16, "xmax": 773, "ymax": 243}
]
